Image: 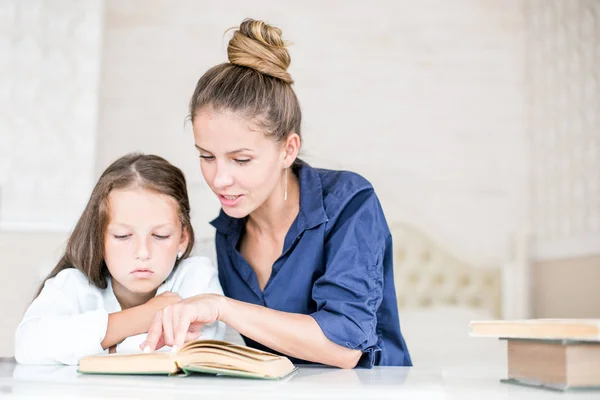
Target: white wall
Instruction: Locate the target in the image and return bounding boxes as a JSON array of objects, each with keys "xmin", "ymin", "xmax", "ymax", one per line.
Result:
[
  {"xmin": 526, "ymin": 0, "xmax": 600, "ymax": 319},
  {"xmin": 527, "ymin": 0, "xmax": 600, "ymax": 261},
  {"xmin": 97, "ymin": 0, "xmax": 528, "ymax": 268},
  {"xmin": 0, "ymin": 0, "xmax": 104, "ymax": 231}
]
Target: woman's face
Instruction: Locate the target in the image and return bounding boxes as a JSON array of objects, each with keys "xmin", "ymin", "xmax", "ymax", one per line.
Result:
[{"xmin": 192, "ymin": 108, "xmax": 295, "ymax": 219}]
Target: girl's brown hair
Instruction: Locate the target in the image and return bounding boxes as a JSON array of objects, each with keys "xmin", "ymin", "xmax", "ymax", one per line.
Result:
[
  {"xmin": 189, "ymin": 18, "xmax": 302, "ymax": 146},
  {"xmin": 36, "ymin": 153, "xmax": 195, "ymax": 296}
]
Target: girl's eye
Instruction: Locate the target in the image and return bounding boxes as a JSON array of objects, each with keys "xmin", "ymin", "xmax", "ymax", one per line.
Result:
[
  {"xmin": 153, "ymin": 234, "xmax": 170, "ymax": 240},
  {"xmin": 113, "ymin": 234, "xmax": 131, "ymax": 240},
  {"xmin": 199, "ymin": 155, "xmax": 215, "ymax": 161}
]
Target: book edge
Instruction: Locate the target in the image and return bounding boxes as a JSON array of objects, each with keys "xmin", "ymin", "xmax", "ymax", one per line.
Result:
[
  {"xmin": 501, "ymin": 378, "xmax": 600, "ymax": 392},
  {"xmin": 469, "ymin": 319, "xmax": 600, "ymax": 340},
  {"xmin": 181, "ymin": 365, "xmax": 298, "ymax": 380}
]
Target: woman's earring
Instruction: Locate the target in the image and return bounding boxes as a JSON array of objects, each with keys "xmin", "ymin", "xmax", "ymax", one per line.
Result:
[
  {"xmin": 177, "ymin": 251, "xmax": 183, "ymax": 261},
  {"xmin": 284, "ymin": 168, "xmax": 288, "ymax": 201}
]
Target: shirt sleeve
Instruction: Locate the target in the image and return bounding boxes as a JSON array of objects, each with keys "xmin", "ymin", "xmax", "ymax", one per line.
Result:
[
  {"xmin": 14, "ymin": 269, "xmax": 109, "ymax": 365},
  {"xmin": 165, "ymin": 257, "xmax": 227, "ymax": 341},
  {"xmin": 115, "ymin": 333, "xmax": 173, "ymax": 354},
  {"xmin": 115, "ymin": 334, "xmax": 147, "ymax": 354},
  {"xmin": 310, "ymin": 189, "xmax": 387, "ymax": 368}
]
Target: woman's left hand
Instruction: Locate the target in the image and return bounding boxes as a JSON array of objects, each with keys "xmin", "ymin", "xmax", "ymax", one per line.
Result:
[{"xmin": 140, "ymin": 294, "xmax": 224, "ymax": 352}]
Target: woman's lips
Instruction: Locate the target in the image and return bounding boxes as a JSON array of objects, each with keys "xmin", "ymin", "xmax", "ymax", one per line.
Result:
[{"xmin": 219, "ymin": 194, "xmax": 243, "ymax": 207}]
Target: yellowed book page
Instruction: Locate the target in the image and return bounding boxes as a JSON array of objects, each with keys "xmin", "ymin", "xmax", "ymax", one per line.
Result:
[
  {"xmin": 179, "ymin": 351, "xmax": 295, "ymax": 378},
  {"xmin": 181, "ymin": 342, "xmax": 279, "ymax": 362}
]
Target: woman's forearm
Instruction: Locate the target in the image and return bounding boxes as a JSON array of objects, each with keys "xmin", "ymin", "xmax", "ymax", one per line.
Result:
[{"xmin": 219, "ymin": 297, "xmax": 361, "ymax": 369}]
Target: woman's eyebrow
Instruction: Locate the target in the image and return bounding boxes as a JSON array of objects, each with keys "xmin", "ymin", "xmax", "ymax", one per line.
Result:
[
  {"xmin": 194, "ymin": 145, "xmax": 254, "ymax": 154},
  {"xmin": 227, "ymin": 148, "xmax": 254, "ymax": 154}
]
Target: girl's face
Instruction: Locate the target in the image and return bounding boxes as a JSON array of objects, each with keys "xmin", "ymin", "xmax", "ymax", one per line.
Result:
[
  {"xmin": 104, "ymin": 187, "xmax": 188, "ymax": 302},
  {"xmin": 193, "ymin": 108, "xmax": 297, "ymax": 219}
]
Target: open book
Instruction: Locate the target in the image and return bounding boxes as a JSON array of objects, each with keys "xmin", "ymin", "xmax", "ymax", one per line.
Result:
[{"xmin": 78, "ymin": 340, "xmax": 296, "ymax": 380}]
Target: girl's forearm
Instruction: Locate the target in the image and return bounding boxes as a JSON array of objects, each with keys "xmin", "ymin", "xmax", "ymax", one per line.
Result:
[{"xmin": 101, "ymin": 304, "xmax": 155, "ymax": 349}]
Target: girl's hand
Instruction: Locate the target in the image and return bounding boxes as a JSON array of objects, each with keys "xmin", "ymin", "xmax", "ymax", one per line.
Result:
[{"xmin": 140, "ymin": 294, "xmax": 224, "ymax": 352}]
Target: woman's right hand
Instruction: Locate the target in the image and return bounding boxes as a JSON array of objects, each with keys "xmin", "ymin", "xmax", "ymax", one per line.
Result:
[
  {"xmin": 140, "ymin": 293, "xmax": 225, "ymax": 352},
  {"xmin": 132, "ymin": 292, "xmax": 183, "ymax": 346},
  {"xmin": 144, "ymin": 291, "xmax": 183, "ymax": 312}
]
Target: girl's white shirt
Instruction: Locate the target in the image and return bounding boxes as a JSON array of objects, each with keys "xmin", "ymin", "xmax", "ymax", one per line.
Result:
[{"xmin": 14, "ymin": 256, "xmax": 226, "ymax": 365}]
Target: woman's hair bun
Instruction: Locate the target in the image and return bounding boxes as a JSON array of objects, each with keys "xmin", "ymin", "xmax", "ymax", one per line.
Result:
[{"xmin": 227, "ymin": 18, "xmax": 293, "ymax": 84}]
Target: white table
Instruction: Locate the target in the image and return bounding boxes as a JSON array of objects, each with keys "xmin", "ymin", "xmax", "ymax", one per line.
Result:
[{"xmin": 0, "ymin": 358, "xmax": 598, "ymax": 399}]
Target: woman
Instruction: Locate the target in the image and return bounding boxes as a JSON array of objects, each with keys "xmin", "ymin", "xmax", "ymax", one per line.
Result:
[{"xmin": 143, "ymin": 19, "xmax": 411, "ymax": 368}]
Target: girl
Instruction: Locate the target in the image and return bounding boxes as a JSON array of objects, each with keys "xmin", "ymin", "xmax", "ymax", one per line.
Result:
[
  {"xmin": 142, "ymin": 19, "xmax": 411, "ymax": 368},
  {"xmin": 14, "ymin": 153, "xmax": 225, "ymax": 365}
]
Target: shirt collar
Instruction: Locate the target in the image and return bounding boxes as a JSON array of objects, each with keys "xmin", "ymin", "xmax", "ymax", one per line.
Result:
[
  {"xmin": 210, "ymin": 159, "xmax": 328, "ymax": 236},
  {"xmin": 295, "ymin": 159, "xmax": 329, "ymax": 231}
]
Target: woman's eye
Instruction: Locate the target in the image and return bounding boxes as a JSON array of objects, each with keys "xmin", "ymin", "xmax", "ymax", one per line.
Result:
[
  {"xmin": 153, "ymin": 234, "xmax": 170, "ymax": 240},
  {"xmin": 113, "ymin": 234, "xmax": 131, "ymax": 240},
  {"xmin": 235, "ymin": 158, "xmax": 251, "ymax": 165},
  {"xmin": 199, "ymin": 155, "xmax": 215, "ymax": 161}
]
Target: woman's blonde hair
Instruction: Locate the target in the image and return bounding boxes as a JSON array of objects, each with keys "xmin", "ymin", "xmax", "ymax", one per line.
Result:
[{"xmin": 189, "ymin": 18, "xmax": 301, "ymax": 145}]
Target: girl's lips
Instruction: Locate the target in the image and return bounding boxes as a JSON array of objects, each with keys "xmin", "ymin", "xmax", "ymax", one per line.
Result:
[{"xmin": 131, "ymin": 269, "xmax": 154, "ymax": 278}]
